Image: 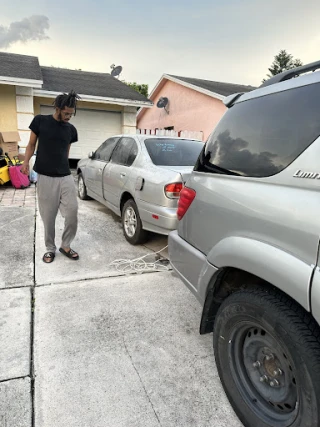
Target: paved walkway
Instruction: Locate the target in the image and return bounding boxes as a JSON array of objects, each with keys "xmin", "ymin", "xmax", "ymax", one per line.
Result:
[
  {"xmin": 0, "ymin": 180, "xmax": 242, "ymax": 427},
  {"xmin": 0, "ymin": 184, "xmax": 37, "ymax": 207}
]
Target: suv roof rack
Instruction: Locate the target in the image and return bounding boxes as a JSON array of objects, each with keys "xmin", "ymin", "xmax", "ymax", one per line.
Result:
[{"xmin": 260, "ymin": 60, "xmax": 320, "ymax": 88}]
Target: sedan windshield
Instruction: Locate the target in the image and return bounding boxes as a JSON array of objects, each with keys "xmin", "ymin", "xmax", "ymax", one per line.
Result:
[{"xmin": 144, "ymin": 138, "xmax": 203, "ymax": 166}]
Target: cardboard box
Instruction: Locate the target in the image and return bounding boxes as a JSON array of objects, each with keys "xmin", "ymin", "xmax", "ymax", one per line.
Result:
[{"xmin": 0, "ymin": 131, "xmax": 20, "ymax": 158}]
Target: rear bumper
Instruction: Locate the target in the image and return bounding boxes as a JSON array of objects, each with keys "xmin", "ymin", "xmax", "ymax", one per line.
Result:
[
  {"xmin": 138, "ymin": 200, "xmax": 178, "ymax": 235},
  {"xmin": 168, "ymin": 230, "xmax": 218, "ymax": 304}
]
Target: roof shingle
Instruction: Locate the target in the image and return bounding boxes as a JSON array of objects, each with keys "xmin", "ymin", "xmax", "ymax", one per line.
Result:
[
  {"xmin": 41, "ymin": 67, "xmax": 151, "ymax": 102},
  {"xmin": 0, "ymin": 52, "xmax": 151, "ymax": 103},
  {"xmin": 168, "ymin": 74, "xmax": 255, "ymax": 97},
  {"xmin": 0, "ymin": 52, "xmax": 42, "ymax": 81}
]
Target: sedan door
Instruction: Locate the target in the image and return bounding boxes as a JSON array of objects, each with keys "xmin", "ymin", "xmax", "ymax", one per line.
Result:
[
  {"xmin": 84, "ymin": 137, "xmax": 119, "ymax": 199},
  {"xmin": 103, "ymin": 137, "xmax": 139, "ymax": 210}
]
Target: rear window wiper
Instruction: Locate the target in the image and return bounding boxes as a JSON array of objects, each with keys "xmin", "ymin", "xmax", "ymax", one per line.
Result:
[
  {"xmin": 196, "ymin": 150, "xmax": 241, "ymax": 176},
  {"xmin": 203, "ymin": 162, "xmax": 241, "ymax": 176}
]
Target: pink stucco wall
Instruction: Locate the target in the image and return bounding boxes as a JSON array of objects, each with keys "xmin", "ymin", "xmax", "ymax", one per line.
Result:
[{"xmin": 137, "ymin": 79, "xmax": 227, "ymax": 141}]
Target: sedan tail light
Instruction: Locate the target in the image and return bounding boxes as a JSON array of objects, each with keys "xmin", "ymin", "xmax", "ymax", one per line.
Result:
[
  {"xmin": 165, "ymin": 182, "xmax": 183, "ymax": 198},
  {"xmin": 177, "ymin": 187, "xmax": 196, "ymax": 220}
]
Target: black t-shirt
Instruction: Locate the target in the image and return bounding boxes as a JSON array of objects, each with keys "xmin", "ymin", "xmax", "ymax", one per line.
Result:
[{"xmin": 29, "ymin": 114, "xmax": 78, "ymax": 177}]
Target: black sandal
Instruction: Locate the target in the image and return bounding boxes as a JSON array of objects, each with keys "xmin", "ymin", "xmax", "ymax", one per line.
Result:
[
  {"xmin": 59, "ymin": 247, "xmax": 79, "ymax": 260},
  {"xmin": 43, "ymin": 252, "xmax": 55, "ymax": 263}
]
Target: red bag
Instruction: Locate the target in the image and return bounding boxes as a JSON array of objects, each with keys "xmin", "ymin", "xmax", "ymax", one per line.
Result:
[{"xmin": 9, "ymin": 165, "xmax": 30, "ymax": 189}]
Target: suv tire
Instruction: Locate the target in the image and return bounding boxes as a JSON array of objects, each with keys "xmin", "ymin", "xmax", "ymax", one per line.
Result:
[{"xmin": 213, "ymin": 288, "xmax": 320, "ymax": 427}]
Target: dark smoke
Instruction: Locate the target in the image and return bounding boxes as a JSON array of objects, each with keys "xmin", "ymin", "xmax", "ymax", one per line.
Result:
[{"xmin": 0, "ymin": 15, "xmax": 50, "ymax": 49}]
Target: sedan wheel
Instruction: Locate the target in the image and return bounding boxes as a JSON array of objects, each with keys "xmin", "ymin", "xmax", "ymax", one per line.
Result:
[
  {"xmin": 78, "ymin": 173, "xmax": 90, "ymax": 200},
  {"xmin": 122, "ymin": 199, "xmax": 148, "ymax": 245},
  {"xmin": 124, "ymin": 206, "xmax": 137, "ymax": 237}
]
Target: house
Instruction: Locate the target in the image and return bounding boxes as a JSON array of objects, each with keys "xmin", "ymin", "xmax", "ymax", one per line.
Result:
[
  {"xmin": 0, "ymin": 52, "xmax": 152, "ymax": 159},
  {"xmin": 137, "ymin": 74, "xmax": 255, "ymax": 141}
]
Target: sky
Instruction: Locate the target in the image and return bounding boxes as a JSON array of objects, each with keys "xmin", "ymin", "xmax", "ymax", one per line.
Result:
[{"xmin": 0, "ymin": 0, "xmax": 319, "ymax": 92}]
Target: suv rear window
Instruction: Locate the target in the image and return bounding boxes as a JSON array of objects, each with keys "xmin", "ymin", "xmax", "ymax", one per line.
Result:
[
  {"xmin": 145, "ymin": 138, "xmax": 203, "ymax": 166},
  {"xmin": 197, "ymin": 83, "xmax": 320, "ymax": 177}
]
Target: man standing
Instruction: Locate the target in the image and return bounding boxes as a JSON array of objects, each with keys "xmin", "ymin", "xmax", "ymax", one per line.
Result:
[{"xmin": 21, "ymin": 91, "xmax": 80, "ymax": 263}]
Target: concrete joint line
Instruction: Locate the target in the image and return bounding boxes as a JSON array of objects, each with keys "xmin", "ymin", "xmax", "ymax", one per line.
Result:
[
  {"xmin": 122, "ymin": 338, "xmax": 162, "ymax": 426},
  {"xmin": 30, "ymin": 201, "xmax": 37, "ymax": 427},
  {"xmin": 0, "ymin": 285, "xmax": 33, "ymax": 291},
  {"xmin": 35, "ymin": 269, "xmax": 173, "ymax": 288},
  {"xmin": 0, "ymin": 375, "xmax": 30, "ymax": 384},
  {"xmin": 0, "ymin": 214, "xmax": 34, "ymax": 230}
]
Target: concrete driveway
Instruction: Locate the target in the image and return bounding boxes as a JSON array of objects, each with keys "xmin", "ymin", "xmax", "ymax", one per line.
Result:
[{"xmin": 0, "ymin": 183, "xmax": 242, "ymax": 427}]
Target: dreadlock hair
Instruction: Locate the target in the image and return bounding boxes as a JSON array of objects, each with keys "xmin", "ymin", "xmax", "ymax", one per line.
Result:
[{"xmin": 53, "ymin": 90, "xmax": 81, "ymax": 115}]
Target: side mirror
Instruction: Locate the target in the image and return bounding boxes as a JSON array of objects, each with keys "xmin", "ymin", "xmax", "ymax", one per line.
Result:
[{"xmin": 88, "ymin": 151, "xmax": 94, "ymax": 159}]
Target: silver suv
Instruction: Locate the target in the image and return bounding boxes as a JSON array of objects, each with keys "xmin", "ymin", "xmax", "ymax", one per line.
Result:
[{"xmin": 169, "ymin": 61, "xmax": 320, "ymax": 427}]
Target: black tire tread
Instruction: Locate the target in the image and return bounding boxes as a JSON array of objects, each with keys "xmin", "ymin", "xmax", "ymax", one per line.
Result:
[
  {"xmin": 224, "ymin": 288, "xmax": 320, "ymax": 361},
  {"xmin": 214, "ymin": 287, "xmax": 320, "ymax": 427}
]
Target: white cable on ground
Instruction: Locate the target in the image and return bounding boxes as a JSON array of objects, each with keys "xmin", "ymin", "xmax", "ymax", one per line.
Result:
[{"xmin": 109, "ymin": 245, "xmax": 171, "ymax": 274}]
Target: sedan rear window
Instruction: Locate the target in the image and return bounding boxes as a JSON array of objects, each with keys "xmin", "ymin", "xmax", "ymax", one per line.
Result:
[{"xmin": 144, "ymin": 138, "xmax": 203, "ymax": 166}]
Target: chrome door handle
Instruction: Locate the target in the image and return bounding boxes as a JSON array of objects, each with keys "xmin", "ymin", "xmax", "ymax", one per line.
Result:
[
  {"xmin": 120, "ymin": 173, "xmax": 126, "ymax": 177},
  {"xmin": 98, "ymin": 168, "xmax": 103, "ymax": 173}
]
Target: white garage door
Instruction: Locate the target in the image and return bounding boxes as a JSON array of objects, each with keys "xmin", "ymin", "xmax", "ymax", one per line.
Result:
[{"xmin": 40, "ymin": 106, "xmax": 122, "ymax": 159}]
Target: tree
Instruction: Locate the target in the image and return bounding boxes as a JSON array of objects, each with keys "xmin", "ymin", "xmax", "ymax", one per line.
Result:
[
  {"xmin": 124, "ymin": 81, "xmax": 149, "ymax": 98},
  {"xmin": 263, "ymin": 50, "xmax": 303, "ymax": 82}
]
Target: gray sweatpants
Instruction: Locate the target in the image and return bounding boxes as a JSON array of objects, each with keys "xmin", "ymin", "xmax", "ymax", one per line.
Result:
[{"xmin": 37, "ymin": 174, "xmax": 78, "ymax": 252}]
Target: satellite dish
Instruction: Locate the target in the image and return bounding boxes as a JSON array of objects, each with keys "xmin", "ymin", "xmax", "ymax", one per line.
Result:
[
  {"xmin": 110, "ymin": 64, "xmax": 123, "ymax": 78},
  {"xmin": 156, "ymin": 97, "xmax": 169, "ymax": 113}
]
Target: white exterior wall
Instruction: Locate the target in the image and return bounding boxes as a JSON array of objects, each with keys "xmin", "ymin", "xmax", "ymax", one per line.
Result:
[
  {"xmin": 122, "ymin": 106, "xmax": 137, "ymax": 135},
  {"xmin": 16, "ymin": 86, "xmax": 34, "ymax": 149}
]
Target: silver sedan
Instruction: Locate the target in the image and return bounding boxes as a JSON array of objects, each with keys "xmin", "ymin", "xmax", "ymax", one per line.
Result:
[{"xmin": 77, "ymin": 134, "xmax": 203, "ymax": 244}]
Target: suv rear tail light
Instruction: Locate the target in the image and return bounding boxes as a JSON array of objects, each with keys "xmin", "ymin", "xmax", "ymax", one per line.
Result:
[
  {"xmin": 165, "ymin": 182, "xmax": 183, "ymax": 198},
  {"xmin": 177, "ymin": 187, "xmax": 196, "ymax": 220}
]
